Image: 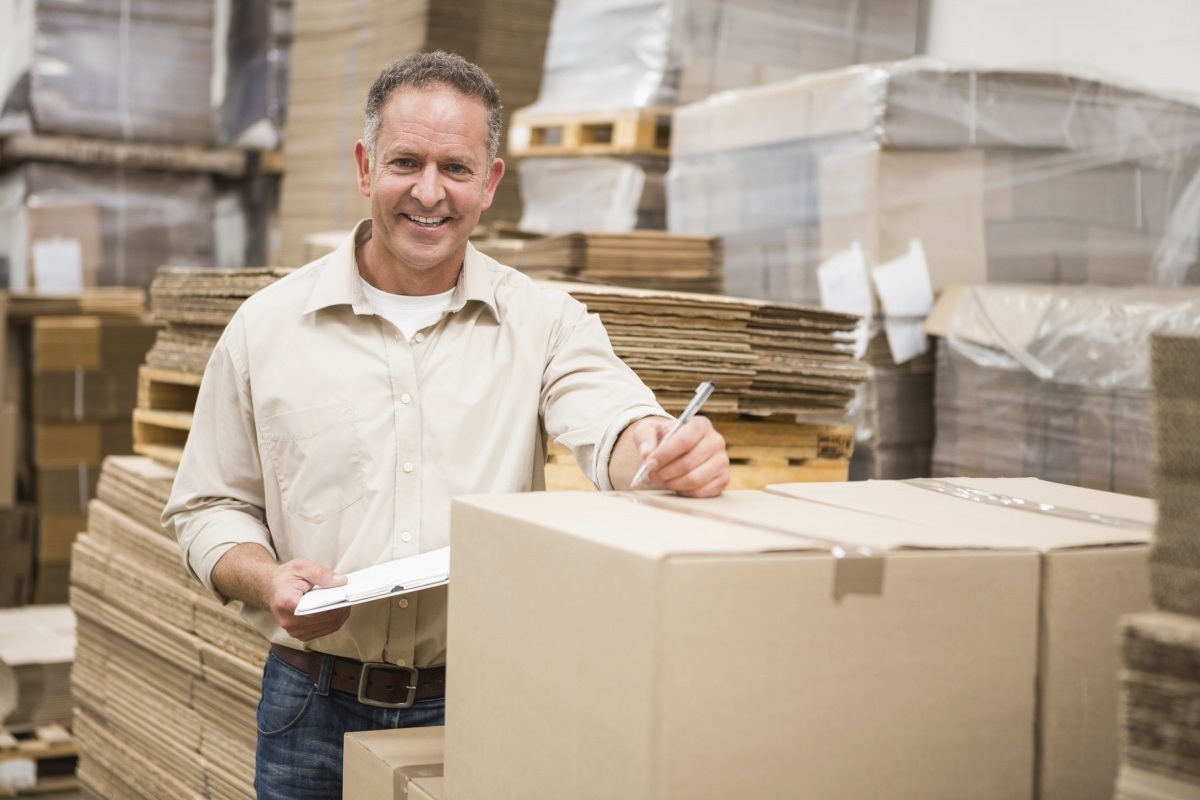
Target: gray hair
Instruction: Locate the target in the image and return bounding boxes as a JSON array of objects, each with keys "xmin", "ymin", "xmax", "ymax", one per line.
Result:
[{"xmin": 363, "ymin": 51, "xmax": 503, "ymax": 164}]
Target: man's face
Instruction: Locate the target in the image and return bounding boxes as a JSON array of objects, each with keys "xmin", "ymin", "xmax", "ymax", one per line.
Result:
[{"xmin": 354, "ymin": 84, "xmax": 504, "ymax": 291}]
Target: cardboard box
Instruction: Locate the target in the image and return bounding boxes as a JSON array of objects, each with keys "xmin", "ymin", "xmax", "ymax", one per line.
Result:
[
  {"xmin": 34, "ymin": 421, "xmax": 133, "ymax": 468},
  {"xmin": 446, "ymin": 490, "xmax": 1041, "ymax": 800},
  {"xmin": 766, "ymin": 477, "xmax": 1154, "ymax": 800},
  {"xmin": 343, "ymin": 726, "xmax": 444, "ymax": 800},
  {"xmin": 407, "ymin": 776, "xmax": 445, "ymax": 800}
]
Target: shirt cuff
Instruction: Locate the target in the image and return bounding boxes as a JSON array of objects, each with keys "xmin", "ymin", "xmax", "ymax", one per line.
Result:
[
  {"xmin": 595, "ymin": 405, "xmax": 673, "ymax": 492},
  {"xmin": 183, "ymin": 508, "xmax": 276, "ymax": 603}
]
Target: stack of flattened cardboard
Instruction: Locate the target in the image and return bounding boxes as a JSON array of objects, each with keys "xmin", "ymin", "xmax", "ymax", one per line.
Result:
[
  {"xmin": 69, "ymin": 455, "xmax": 265, "ymax": 800},
  {"xmin": 512, "ymin": 231, "xmax": 722, "ymax": 293},
  {"xmin": 145, "ymin": 266, "xmax": 293, "ymax": 376},
  {"xmin": 1113, "ymin": 334, "xmax": 1200, "ymax": 800},
  {"xmin": 926, "ymin": 284, "xmax": 1200, "ymax": 498},
  {"xmin": 277, "ymin": 0, "xmax": 555, "ymax": 266},
  {"xmin": 552, "ymin": 281, "xmax": 865, "ymax": 415},
  {"xmin": 0, "ymin": 605, "xmax": 74, "ymax": 731},
  {"xmin": 850, "ymin": 331, "xmax": 935, "ymax": 480},
  {"xmin": 669, "ymin": 61, "xmax": 1200, "ymax": 307}
]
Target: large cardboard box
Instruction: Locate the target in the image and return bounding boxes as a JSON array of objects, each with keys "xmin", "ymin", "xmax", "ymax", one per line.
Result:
[
  {"xmin": 767, "ymin": 477, "xmax": 1154, "ymax": 800},
  {"xmin": 343, "ymin": 726, "xmax": 444, "ymax": 800},
  {"xmin": 446, "ymin": 490, "xmax": 1042, "ymax": 800},
  {"xmin": 0, "ymin": 402, "xmax": 15, "ymax": 508}
]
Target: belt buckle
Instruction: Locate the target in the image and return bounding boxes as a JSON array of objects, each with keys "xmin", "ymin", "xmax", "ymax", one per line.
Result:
[{"xmin": 357, "ymin": 662, "xmax": 419, "ymax": 709}]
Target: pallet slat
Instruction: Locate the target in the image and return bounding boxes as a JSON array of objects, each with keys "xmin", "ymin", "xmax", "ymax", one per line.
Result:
[
  {"xmin": 0, "ymin": 725, "xmax": 79, "ymax": 797},
  {"xmin": 509, "ymin": 106, "xmax": 672, "ymax": 158}
]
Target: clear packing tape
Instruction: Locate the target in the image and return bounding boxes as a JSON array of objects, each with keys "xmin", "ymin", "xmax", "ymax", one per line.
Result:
[
  {"xmin": 615, "ymin": 477, "xmax": 1149, "ymax": 602},
  {"xmin": 668, "ymin": 59, "xmax": 1200, "ymax": 306}
]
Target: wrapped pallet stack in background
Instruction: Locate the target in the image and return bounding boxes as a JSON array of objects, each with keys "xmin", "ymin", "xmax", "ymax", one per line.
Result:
[
  {"xmin": 925, "ymin": 285, "xmax": 1200, "ymax": 498},
  {"xmin": 1116, "ymin": 333, "xmax": 1200, "ymax": 799},
  {"xmin": 0, "ymin": 0, "xmax": 291, "ymax": 288},
  {"xmin": 668, "ymin": 61, "xmax": 1200, "ymax": 481},
  {"xmin": 512, "ymin": 0, "xmax": 922, "ymax": 235}
]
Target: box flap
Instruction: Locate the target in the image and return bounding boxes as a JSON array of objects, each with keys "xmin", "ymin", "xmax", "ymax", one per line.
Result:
[
  {"xmin": 767, "ymin": 478, "xmax": 1151, "ymax": 550},
  {"xmin": 453, "ymin": 492, "xmax": 830, "ymax": 558}
]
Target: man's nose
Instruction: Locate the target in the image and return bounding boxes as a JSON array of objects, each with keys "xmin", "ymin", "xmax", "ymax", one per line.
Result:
[{"xmin": 411, "ymin": 165, "xmax": 445, "ymax": 207}]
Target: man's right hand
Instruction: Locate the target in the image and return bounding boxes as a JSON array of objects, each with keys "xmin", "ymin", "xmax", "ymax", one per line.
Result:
[
  {"xmin": 267, "ymin": 558, "xmax": 351, "ymax": 642},
  {"xmin": 212, "ymin": 544, "xmax": 351, "ymax": 642}
]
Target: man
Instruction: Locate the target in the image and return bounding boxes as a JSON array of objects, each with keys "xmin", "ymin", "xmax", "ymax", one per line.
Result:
[{"xmin": 164, "ymin": 51, "xmax": 728, "ymax": 799}]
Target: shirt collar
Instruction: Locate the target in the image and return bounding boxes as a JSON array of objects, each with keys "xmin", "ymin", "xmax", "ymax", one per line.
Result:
[{"xmin": 303, "ymin": 219, "xmax": 500, "ymax": 322}]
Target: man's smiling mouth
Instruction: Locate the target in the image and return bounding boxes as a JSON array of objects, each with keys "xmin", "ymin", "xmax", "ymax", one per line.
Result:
[{"xmin": 406, "ymin": 214, "xmax": 447, "ymax": 227}]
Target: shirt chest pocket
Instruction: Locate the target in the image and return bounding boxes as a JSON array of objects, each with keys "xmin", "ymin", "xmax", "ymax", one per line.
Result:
[{"xmin": 259, "ymin": 401, "xmax": 368, "ymax": 524}]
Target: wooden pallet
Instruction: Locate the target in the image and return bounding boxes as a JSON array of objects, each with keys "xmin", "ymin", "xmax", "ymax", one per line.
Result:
[
  {"xmin": 0, "ymin": 725, "xmax": 78, "ymax": 797},
  {"xmin": 508, "ymin": 106, "xmax": 672, "ymax": 158},
  {"xmin": 131, "ymin": 366, "xmax": 201, "ymax": 466},
  {"xmin": 545, "ymin": 416, "xmax": 854, "ymax": 491}
]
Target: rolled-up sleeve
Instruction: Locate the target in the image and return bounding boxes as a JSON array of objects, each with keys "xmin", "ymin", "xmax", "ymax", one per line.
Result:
[
  {"xmin": 540, "ymin": 296, "xmax": 670, "ymax": 491},
  {"xmin": 161, "ymin": 314, "xmax": 274, "ymax": 602}
]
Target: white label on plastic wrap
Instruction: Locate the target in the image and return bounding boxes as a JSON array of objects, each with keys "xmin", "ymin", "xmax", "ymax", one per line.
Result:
[
  {"xmin": 883, "ymin": 317, "xmax": 928, "ymax": 364},
  {"xmin": 31, "ymin": 237, "xmax": 84, "ymax": 293},
  {"xmin": 816, "ymin": 241, "xmax": 873, "ymax": 317},
  {"xmin": 0, "ymin": 759, "xmax": 36, "ymax": 793},
  {"xmin": 871, "ymin": 239, "xmax": 934, "ymax": 318}
]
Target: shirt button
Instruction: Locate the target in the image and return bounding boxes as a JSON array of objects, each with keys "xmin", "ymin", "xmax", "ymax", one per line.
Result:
[
  {"xmin": 401, "ymin": 531, "xmax": 412, "ymax": 542},
  {"xmin": 398, "ymin": 598, "xmax": 409, "ymax": 609},
  {"xmin": 414, "ymin": 332, "xmax": 425, "ymax": 343},
  {"xmin": 403, "ymin": 462, "xmax": 414, "ymax": 473},
  {"xmin": 394, "ymin": 331, "xmax": 401, "ymax": 341},
  {"xmin": 400, "ymin": 393, "xmax": 412, "ymax": 404},
  {"xmin": 396, "ymin": 658, "xmax": 406, "ymax": 665}
]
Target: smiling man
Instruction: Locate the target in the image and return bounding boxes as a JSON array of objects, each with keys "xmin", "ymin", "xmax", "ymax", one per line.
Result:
[{"xmin": 163, "ymin": 51, "xmax": 728, "ymax": 799}]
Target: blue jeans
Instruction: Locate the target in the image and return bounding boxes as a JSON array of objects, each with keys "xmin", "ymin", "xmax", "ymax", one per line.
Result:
[{"xmin": 255, "ymin": 650, "xmax": 445, "ymax": 800}]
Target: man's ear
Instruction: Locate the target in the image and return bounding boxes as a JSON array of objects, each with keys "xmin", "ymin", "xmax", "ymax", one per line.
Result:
[
  {"xmin": 353, "ymin": 140, "xmax": 372, "ymax": 198},
  {"xmin": 480, "ymin": 157, "xmax": 505, "ymax": 211}
]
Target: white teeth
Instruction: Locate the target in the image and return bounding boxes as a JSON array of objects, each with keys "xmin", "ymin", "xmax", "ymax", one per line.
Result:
[{"xmin": 408, "ymin": 214, "xmax": 445, "ymax": 225}]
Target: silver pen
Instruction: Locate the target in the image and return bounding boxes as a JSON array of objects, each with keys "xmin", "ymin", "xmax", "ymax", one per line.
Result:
[{"xmin": 629, "ymin": 380, "xmax": 716, "ymax": 489}]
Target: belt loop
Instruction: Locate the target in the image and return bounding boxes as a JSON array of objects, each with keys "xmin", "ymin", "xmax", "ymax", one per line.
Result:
[{"xmin": 315, "ymin": 654, "xmax": 335, "ymax": 696}]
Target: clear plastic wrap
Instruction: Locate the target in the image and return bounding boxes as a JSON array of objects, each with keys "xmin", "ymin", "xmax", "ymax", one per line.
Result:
[
  {"xmin": 668, "ymin": 60, "xmax": 1200, "ymax": 306},
  {"xmin": 216, "ymin": 0, "xmax": 293, "ymax": 148},
  {"xmin": 0, "ymin": 0, "xmax": 291, "ymax": 147},
  {"xmin": 518, "ymin": 157, "xmax": 667, "ymax": 233},
  {"xmin": 0, "ymin": 163, "xmax": 215, "ymax": 291},
  {"xmin": 927, "ymin": 284, "xmax": 1200, "ymax": 497},
  {"xmin": 529, "ymin": 0, "xmax": 921, "ymax": 114}
]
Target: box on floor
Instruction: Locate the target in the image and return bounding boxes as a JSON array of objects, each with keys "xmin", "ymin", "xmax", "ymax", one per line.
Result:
[{"xmin": 343, "ymin": 726, "xmax": 444, "ymax": 800}]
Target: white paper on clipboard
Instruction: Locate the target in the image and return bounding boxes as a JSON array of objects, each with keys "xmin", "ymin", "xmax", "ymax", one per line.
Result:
[{"xmin": 294, "ymin": 547, "xmax": 450, "ymax": 616}]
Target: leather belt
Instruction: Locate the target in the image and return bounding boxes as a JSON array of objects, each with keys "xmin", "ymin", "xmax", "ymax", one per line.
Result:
[{"xmin": 270, "ymin": 643, "xmax": 445, "ymax": 709}]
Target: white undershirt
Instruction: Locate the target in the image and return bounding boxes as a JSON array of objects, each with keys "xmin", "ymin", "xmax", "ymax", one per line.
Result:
[{"xmin": 360, "ymin": 279, "xmax": 455, "ymax": 341}]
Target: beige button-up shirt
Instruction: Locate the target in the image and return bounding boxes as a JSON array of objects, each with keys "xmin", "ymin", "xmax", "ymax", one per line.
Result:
[{"xmin": 163, "ymin": 220, "xmax": 667, "ymax": 667}]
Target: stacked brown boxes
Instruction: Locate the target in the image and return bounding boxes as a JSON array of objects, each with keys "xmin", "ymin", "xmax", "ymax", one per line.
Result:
[
  {"xmin": 1115, "ymin": 334, "xmax": 1200, "ymax": 799},
  {"xmin": 925, "ymin": 284, "xmax": 1200, "ymax": 498},
  {"xmin": 513, "ymin": 0, "xmax": 922, "ymax": 235},
  {"xmin": 277, "ymin": 0, "xmax": 555, "ymax": 266},
  {"xmin": 1, "ymin": 290, "xmax": 153, "ymax": 604},
  {"xmin": 849, "ymin": 332, "xmax": 935, "ymax": 480},
  {"xmin": 69, "ymin": 456, "xmax": 265, "ymax": 800}
]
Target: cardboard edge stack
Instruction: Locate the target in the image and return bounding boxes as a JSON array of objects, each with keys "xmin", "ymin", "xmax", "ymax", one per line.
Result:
[
  {"xmin": 68, "ymin": 455, "xmax": 265, "ymax": 800},
  {"xmin": 1115, "ymin": 333, "xmax": 1200, "ymax": 799}
]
